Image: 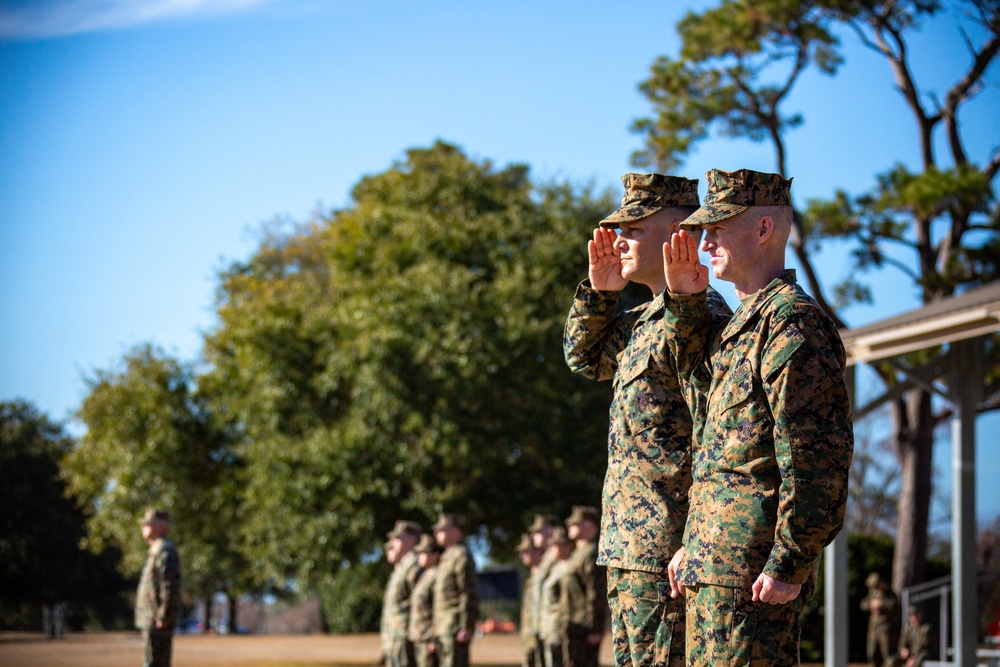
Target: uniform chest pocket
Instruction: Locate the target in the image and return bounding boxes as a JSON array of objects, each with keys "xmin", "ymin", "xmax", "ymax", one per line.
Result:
[
  {"xmin": 711, "ymin": 364, "xmax": 773, "ymax": 464},
  {"xmin": 616, "ymin": 351, "xmax": 671, "ymax": 436}
]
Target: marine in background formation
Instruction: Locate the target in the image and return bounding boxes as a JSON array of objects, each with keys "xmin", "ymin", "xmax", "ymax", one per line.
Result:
[
  {"xmin": 432, "ymin": 513, "xmax": 480, "ymax": 667},
  {"xmin": 381, "ymin": 520, "xmax": 423, "ymax": 667},
  {"xmin": 135, "ymin": 508, "xmax": 182, "ymax": 667},
  {"xmin": 409, "ymin": 535, "xmax": 443, "ymax": 667}
]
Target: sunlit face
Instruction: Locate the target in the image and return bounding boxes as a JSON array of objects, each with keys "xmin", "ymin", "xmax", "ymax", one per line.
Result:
[
  {"xmin": 615, "ymin": 218, "xmax": 672, "ymax": 288},
  {"xmin": 700, "ymin": 211, "xmax": 759, "ymax": 285},
  {"xmin": 531, "ymin": 527, "xmax": 552, "ymax": 550},
  {"xmin": 141, "ymin": 519, "xmax": 166, "ymax": 542},
  {"xmin": 385, "ymin": 538, "xmax": 402, "ymax": 564}
]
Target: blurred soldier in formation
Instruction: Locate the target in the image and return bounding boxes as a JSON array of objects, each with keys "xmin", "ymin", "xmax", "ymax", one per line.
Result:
[
  {"xmin": 565, "ymin": 506, "xmax": 606, "ymax": 667},
  {"xmin": 529, "ymin": 514, "xmax": 562, "ymax": 667},
  {"xmin": 432, "ymin": 513, "xmax": 479, "ymax": 667},
  {"xmin": 517, "ymin": 533, "xmax": 544, "ymax": 667},
  {"xmin": 539, "ymin": 527, "xmax": 577, "ymax": 667},
  {"xmin": 135, "ymin": 508, "xmax": 182, "ymax": 667},
  {"xmin": 381, "ymin": 520, "xmax": 423, "ymax": 667},
  {"xmin": 409, "ymin": 534, "xmax": 443, "ymax": 667}
]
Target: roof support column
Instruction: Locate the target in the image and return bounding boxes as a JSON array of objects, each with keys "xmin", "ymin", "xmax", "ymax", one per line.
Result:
[{"xmin": 950, "ymin": 337, "xmax": 981, "ymax": 667}]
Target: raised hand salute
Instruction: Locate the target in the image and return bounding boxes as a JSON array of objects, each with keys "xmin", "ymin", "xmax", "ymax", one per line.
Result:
[
  {"xmin": 587, "ymin": 227, "xmax": 627, "ymax": 292},
  {"xmin": 663, "ymin": 229, "xmax": 708, "ymax": 295}
]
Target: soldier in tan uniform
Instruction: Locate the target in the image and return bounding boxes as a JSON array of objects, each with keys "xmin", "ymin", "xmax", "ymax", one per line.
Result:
[
  {"xmin": 565, "ymin": 506, "xmax": 606, "ymax": 667},
  {"xmin": 890, "ymin": 606, "xmax": 931, "ymax": 667},
  {"xmin": 381, "ymin": 520, "xmax": 423, "ymax": 667},
  {"xmin": 517, "ymin": 533, "xmax": 544, "ymax": 667},
  {"xmin": 539, "ymin": 527, "xmax": 577, "ymax": 667},
  {"xmin": 409, "ymin": 535, "xmax": 443, "ymax": 667},
  {"xmin": 432, "ymin": 513, "xmax": 479, "ymax": 667},
  {"xmin": 564, "ymin": 173, "xmax": 730, "ymax": 667},
  {"xmin": 529, "ymin": 514, "xmax": 561, "ymax": 667},
  {"xmin": 135, "ymin": 508, "xmax": 181, "ymax": 667},
  {"xmin": 861, "ymin": 572, "xmax": 900, "ymax": 667},
  {"xmin": 664, "ymin": 169, "xmax": 854, "ymax": 665}
]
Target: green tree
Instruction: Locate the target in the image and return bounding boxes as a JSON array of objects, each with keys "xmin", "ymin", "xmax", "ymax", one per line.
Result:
[
  {"xmin": 64, "ymin": 345, "xmax": 246, "ymax": 628},
  {"xmin": 1, "ymin": 400, "xmax": 131, "ymax": 630},
  {"xmin": 201, "ymin": 142, "xmax": 616, "ymax": 616},
  {"xmin": 633, "ymin": 0, "xmax": 999, "ymax": 594}
]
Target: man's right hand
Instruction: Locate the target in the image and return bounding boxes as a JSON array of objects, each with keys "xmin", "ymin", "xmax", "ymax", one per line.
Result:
[
  {"xmin": 588, "ymin": 227, "xmax": 627, "ymax": 291},
  {"xmin": 663, "ymin": 230, "xmax": 708, "ymax": 294},
  {"xmin": 667, "ymin": 547, "xmax": 686, "ymax": 598}
]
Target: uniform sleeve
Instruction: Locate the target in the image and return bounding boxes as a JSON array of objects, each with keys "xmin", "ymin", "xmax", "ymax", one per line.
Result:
[
  {"xmin": 760, "ymin": 309, "xmax": 854, "ymax": 584},
  {"xmin": 564, "ymin": 280, "xmax": 634, "ymax": 381}
]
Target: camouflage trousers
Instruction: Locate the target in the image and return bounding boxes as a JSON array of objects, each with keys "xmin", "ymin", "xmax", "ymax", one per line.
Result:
[
  {"xmin": 413, "ymin": 640, "xmax": 439, "ymax": 667},
  {"xmin": 523, "ymin": 637, "xmax": 540, "ymax": 667},
  {"xmin": 435, "ymin": 635, "xmax": 470, "ymax": 667},
  {"xmin": 385, "ymin": 637, "xmax": 415, "ymax": 667},
  {"xmin": 607, "ymin": 567, "xmax": 685, "ymax": 667},
  {"xmin": 142, "ymin": 629, "xmax": 173, "ymax": 667},
  {"xmin": 685, "ymin": 583, "xmax": 803, "ymax": 666}
]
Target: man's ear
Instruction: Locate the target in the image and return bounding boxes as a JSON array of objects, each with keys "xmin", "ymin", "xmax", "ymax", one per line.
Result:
[{"xmin": 758, "ymin": 216, "xmax": 775, "ymax": 245}]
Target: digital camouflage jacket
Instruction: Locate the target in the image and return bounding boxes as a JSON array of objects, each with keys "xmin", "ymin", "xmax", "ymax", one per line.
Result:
[
  {"xmin": 432, "ymin": 542, "xmax": 479, "ymax": 638},
  {"xmin": 381, "ymin": 550, "xmax": 422, "ymax": 642},
  {"xmin": 665, "ymin": 270, "xmax": 853, "ymax": 589},
  {"xmin": 134, "ymin": 537, "xmax": 181, "ymax": 631},
  {"xmin": 564, "ymin": 280, "xmax": 731, "ymax": 573}
]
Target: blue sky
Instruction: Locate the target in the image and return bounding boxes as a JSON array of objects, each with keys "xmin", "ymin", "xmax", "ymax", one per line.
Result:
[{"xmin": 1, "ymin": 0, "xmax": 998, "ymax": 524}]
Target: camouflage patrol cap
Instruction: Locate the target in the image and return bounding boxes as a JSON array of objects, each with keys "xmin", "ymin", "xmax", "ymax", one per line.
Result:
[
  {"xmin": 527, "ymin": 513, "xmax": 560, "ymax": 533},
  {"xmin": 515, "ymin": 533, "xmax": 534, "ymax": 552},
  {"xmin": 865, "ymin": 572, "xmax": 881, "ymax": 587},
  {"xmin": 415, "ymin": 533, "xmax": 442, "ymax": 554},
  {"xmin": 139, "ymin": 508, "xmax": 170, "ymax": 526},
  {"xmin": 681, "ymin": 168, "xmax": 792, "ymax": 229},
  {"xmin": 565, "ymin": 505, "xmax": 599, "ymax": 526},
  {"xmin": 598, "ymin": 173, "xmax": 700, "ymax": 227},
  {"xmin": 433, "ymin": 513, "xmax": 466, "ymax": 532},
  {"xmin": 386, "ymin": 520, "xmax": 422, "ymax": 539},
  {"xmin": 548, "ymin": 526, "xmax": 571, "ymax": 546}
]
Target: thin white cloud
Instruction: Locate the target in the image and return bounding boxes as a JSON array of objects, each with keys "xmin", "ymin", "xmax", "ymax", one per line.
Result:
[{"xmin": 0, "ymin": 0, "xmax": 279, "ymax": 40}]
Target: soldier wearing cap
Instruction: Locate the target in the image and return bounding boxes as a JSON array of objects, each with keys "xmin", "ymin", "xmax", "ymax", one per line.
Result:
[
  {"xmin": 663, "ymin": 168, "xmax": 853, "ymax": 664},
  {"xmin": 382, "ymin": 520, "xmax": 424, "ymax": 667},
  {"xmin": 432, "ymin": 513, "xmax": 479, "ymax": 667},
  {"xmin": 564, "ymin": 173, "xmax": 731, "ymax": 667},
  {"xmin": 135, "ymin": 508, "xmax": 182, "ymax": 667},
  {"xmin": 410, "ymin": 535, "xmax": 444, "ymax": 667},
  {"xmin": 862, "ymin": 572, "xmax": 900, "ymax": 667},
  {"xmin": 890, "ymin": 606, "xmax": 931, "ymax": 667},
  {"xmin": 517, "ymin": 533, "xmax": 544, "ymax": 667},
  {"xmin": 528, "ymin": 514, "xmax": 562, "ymax": 667},
  {"xmin": 538, "ymin": 527, "xmax": 577, "ymax": 667},
  {"xmin": 564, "ymin": 506, "xmax": 606, "ymax": 667}
]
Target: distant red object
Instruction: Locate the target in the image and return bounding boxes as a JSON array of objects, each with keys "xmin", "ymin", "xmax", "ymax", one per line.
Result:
[
  {"xmin": 478, "ymin": 617, "xmax": 516, "ymax": 634},
  {"xmin": 987, "ymin": 608, "xmax": 1000, "ymax": 641}
]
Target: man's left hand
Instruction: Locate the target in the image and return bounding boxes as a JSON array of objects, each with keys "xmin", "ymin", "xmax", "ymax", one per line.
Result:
[
  {"xmin": 456, "ymin": 629, "xmax": 472, "ymax": 643},
  {"xmin": 751, "ymin": 573, "xmax": 801, "ymax": 605},
  {"xmin": 586, "ymin": 632, "xmax": 602, "ymax": 646}
]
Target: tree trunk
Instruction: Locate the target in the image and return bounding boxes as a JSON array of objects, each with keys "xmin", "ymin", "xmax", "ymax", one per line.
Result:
[
  {"xmin": 228, "ymin": 591, "xmax": 238, "ymax": 633},
  {"xmin": 891, "ymin": 388, "xmax": 935, "ymax": 593}
]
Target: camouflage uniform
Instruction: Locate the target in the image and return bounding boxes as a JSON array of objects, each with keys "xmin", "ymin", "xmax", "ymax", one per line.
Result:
[
  {"xmin": 889, "ymin": 610, "xmax": 931, "ymax": 667},
  {"xmin": 861, "ymin": 573, "xmax": 900, "ymax": 667},
  {"xmin": 382, "ymin": 522, "xmax": 424, "ymax": 667},
  {"xmin": 539, "ymin": 529, "xmax": 576, "ymax": 667},
  {"xmin": 565, "ymin": 514, "xmax": 607, "ymax": 667},
  {"xmin": 409, "ymin": 536, "xmax": 441, "ymax": 667},
  {"xmin": 135, "ymin": 510, "xmax": 181, "ymax": 667},
  {"xmin": 529, "ymin": 515, "xmax": 561, "ymax": 667},
  {"xmin": 564, "ymin": 173, "xmax": 731, "ymax": 667},
  {"xmin": 667, "ymin": 169, "xmax": 854, "ymax": 666},
  {"xmin": 432, "ymin": 517, "xmax": 479, "ymax": 667},
  {"xmin": 518, "ymin": 535, "xmax": 541, "ymax": 667}
]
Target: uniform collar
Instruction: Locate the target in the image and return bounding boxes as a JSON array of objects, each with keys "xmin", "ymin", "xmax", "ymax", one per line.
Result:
[{"xmin": 720, "ymin": 269, "xmax": 797, "ymax": 342}]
